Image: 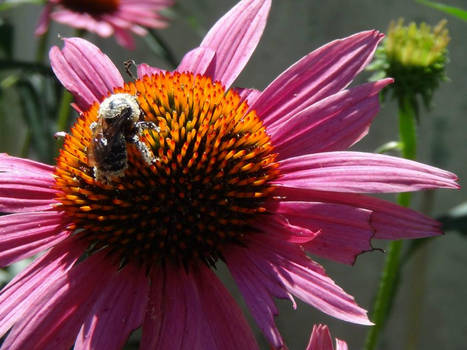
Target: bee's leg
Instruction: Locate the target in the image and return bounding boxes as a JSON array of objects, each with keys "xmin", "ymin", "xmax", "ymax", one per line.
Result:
[
  {"xmin": 131, "ymin": 133, "xmax": 158, "ymax": 166},
  {"xmin": 135, "ymin": 121, "xmax": 160, "ymax": 134}
]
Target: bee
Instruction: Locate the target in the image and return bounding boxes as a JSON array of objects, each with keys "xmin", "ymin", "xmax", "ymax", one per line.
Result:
[{"xmin": 88, "ymin": 93, "xmax": 159, "ymax": 183}]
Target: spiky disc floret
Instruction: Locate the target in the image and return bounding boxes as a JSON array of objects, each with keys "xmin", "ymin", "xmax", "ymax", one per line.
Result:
[{"xmin": 54, "ymin": 72, "xmax": 279, "ymax": 268}]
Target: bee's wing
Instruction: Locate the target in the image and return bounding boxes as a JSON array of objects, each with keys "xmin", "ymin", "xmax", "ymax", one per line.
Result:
[{"xmin": 87, "ymin": 117, "xmax": 128, "ymax": 167}]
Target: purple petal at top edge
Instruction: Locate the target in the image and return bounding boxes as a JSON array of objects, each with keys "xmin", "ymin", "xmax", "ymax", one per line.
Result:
[
  {"xmin": 251, "ymin": 30, "xmax": 383, "ymax": 126},
  {"xmin": 194, "ymin": 0, "xmax": 271, "ymax": 89},
  {"xmin": 49, "ymin": 37, "xmax": 123, "ymax": 110},
  {"xmin": 274, "ymin": 151, "xmax": 459, "ymax": 193}
]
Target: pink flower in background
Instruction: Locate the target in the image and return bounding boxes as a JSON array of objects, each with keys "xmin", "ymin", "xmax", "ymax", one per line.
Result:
[
  {"xmin": 306, "ymin": 324, "xmax": 348, "ymax": 350},
  {"xmin": 0, "ymin": 0, "xmax": 459, "ymax": 349},
  {"xmin": 35, "ymin": 0, "xmax": 173, "ymax": 49}
]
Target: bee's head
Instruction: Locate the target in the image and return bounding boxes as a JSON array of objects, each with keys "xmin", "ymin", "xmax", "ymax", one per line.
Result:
[{"xmin": 98, "ymin": 93, "xmax": 140, "ymax": 125}]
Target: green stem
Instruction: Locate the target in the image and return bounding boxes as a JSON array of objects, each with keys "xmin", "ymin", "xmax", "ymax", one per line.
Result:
[
  {"xmin": 147, "ymin": 29, "xmax": 179, "ymax": 69},
  {"xmin": 364, "ymin": 97, "xmax": 417, "ymax": 350},
  {"xmin": 35, "ymin": 29, "xmax": 49, "ymax": 63},
  {"xmin": 54, "ymin": 90, "xmax": 73, "ymax": 154}
]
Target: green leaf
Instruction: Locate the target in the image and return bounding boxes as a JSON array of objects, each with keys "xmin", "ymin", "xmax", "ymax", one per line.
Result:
[
  {"xmin": 0, "ymin": 19, "xmax": 14, "ymax": 58},
  {"xmin": 0, "ymin": 0, "xmax": 43, "ymax": 11},
  {"xmin": 416, "ymin": 0, "xmax": 467, "ymax": 22}
]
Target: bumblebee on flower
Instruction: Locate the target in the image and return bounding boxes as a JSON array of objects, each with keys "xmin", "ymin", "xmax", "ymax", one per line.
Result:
[{"xmin": 0, "ymin": 0, "xmax": 459, "ymax": 349}]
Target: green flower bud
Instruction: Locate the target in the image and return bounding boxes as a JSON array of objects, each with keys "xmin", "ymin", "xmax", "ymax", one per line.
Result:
[{"xmin": 367, "ymin": 19, "xmax": 450, "ymax": 117}]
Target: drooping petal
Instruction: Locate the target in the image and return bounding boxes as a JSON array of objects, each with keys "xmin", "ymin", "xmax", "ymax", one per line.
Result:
[
  {"xmin": 0, "ymin": 212, "xmax": 70, "ymax": 267},
  {"xmin": 306, "ymin": 324, "xmax": 334, "ymax": 350},
  {"xmin": 226, "ymin": 245, "xmax": 296, "ymax": 349},
  {"xmin": 266, "ymin": 201, "xmax": 373, "ymax": 264},
  {"xmin": 275, "ymin": 151, "xmax": 459, "ymax": 193},
  {"xmin": 252, "ymin": 30, "xmax": 383, "ymax": 126},
  {"xmin": 268, "ymin": 79, "xmax": 393, "ymax": 159},
  {"xmin": 274, "ymin": 186, "xmax": 447, "ymax": 241},
  {"xmin": 194, "ymin": 265, "xmax": 260, "ymax": 350},
  {"xmin": 141, "ymin": 264, "xmax": 258, "ymax": 350},
  {"xmin": 141, "ymin": 265, "xmax": 203, "ymax": 349},
  {"xmin": 74, "ymin": 264, "xmax": 148, "ymax": 350},
  {"xmin": 176, "ymin": 47, "xmax": 215, "ymax": 76},
  {"xmin": 49, "ymin": 37, "xmax": 124, "ymax": 110},
  {"xmin": 188, "ymin": 0, "xmax": 271, "ymax": 89},
  {"xmin": 0, "ymin": 237, "xmax": 85, "ymax": 338},
  {"xmin": 2, "ymin": 250, "xmax": 115, "ymax": 349},
  {"xmin": 228, "ymin": 235, "xmax": 372, "ymax": 327},
  {"xmin": 0, "ymin": 154, "xmax": 56, "ymax": 212}
]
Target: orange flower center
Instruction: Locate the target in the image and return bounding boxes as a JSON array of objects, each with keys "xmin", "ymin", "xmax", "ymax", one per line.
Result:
[
  {"xmin": 54, "ymin": 72, "xmax": 279, "ymax": 268},
  {"xmin": 60, "ymin": 0, "xmax": 120, "ymax": 15}
]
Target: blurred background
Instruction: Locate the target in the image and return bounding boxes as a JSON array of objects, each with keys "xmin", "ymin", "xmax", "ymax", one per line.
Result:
[{"xmin": 1, "ymin": 0, "xmax": 466, "ymax": 348}]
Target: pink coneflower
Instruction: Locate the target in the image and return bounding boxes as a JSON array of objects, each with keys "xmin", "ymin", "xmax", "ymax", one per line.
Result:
[
  {"xmin": 35, "ymin": 0, "xmax": 173, "ymax": 49},
  {"xmin": 306, "ymin": 324, "xmax": 348, "ymax": 350},
  {"xmin": 0, "ymin": 0, "xmax": 458, "ymax": 349}
]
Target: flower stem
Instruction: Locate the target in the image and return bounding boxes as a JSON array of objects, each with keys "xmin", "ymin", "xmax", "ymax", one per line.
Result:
[
  {"xmin": 364, "ymin": 97, "xmax": 417, "ymax": 350},
  {"xmin": 54, "ymin": 90, "xmax": 73, "ymax": 154}
]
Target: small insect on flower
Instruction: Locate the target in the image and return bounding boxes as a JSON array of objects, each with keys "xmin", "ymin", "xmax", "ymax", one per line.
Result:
[{"xmin": 88, "ymin": 93, "xmax": 159, "ymax": 183}]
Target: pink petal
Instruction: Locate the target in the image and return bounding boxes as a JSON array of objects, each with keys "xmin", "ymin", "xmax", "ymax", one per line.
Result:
[
  {"xmin": 141, "ymin": 264, "xmax": 259, "ymax": 350},
  {"xmin": 336, "ymin": 339, "xmax": 349, "ymax": 350},
  {"xmin": 254, "ymin": 214, "xmax": 320, "ymax": 244},
  {"xmin": 268, "ymin": 79, "xmax": 393, "ymax": 159},
  {"xmin": 0, "ymin": 154, "xmax": 56, "ymax": 213},
  {"xmin": 275, "ymin": 151, "xmax": 459, "ymax": 193},
  {"xmin": 137, "ymin": 63, "xmax": 165, "ymax": 78},
  {"xmin": 177, "ymin": 47, "xmax": 216, "ymax": 76},
  {"xmin": 192, "ymin": 0, "xmax": 271, "ymax": 89},
  {"xmin": 266, "ymin": 201, "xmax": 373, "ymax": 265},
  {"xmin": 229, "ymin": 235, "xmax": 371, "ymax": 326},
  {"xmin": 113, "ymin": 27, "xmax": 135, "ymax": 50},
  {"xmin": 306, "ymin": 324, "xmax": 334, "ymax": 350},
  {"xmin": 141, "ymin": 265, "xmax": 204, "ymax": 349},
  {"xmin": 2, "ymin": 251, "xmax": 115, "ymax": 349},
  {"xmin": 34, "ymin": 3, "xmax": 52, "ymax": 36},
  {"xmin": 0, "ymin": 212, "xmax": 70, "ymax": 267},
  {"xmin": 226, "ymin": 246, "xmax": 296, "ymax": 348},
  {"xmin": 0, "ymin": 237, "xmax": 85, "ymax": 338},
  {"xmin": 75, "ymin": 264, "xmax": 148, "ymax": 350},
  {"xmin": 51, "ymin": 10, "xmax": 113, "ymax": 37},
  {"xmin": 194, "ymin": 265, "xmax": 259, "ymax": 350},
  {"xmin": 233, "ymin": 87, "xmax": 262, "ymax": 106},
  {"xmin": 49, "ymin": 37, "xmax": 124, "ymax": 110},
  {"xmin": 274, "ymin": 187, "xmax": 447, "ymax": 240},
  {"xmin": 252, "ymin": 30, "xmax": 383, "ymax": 126}
]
